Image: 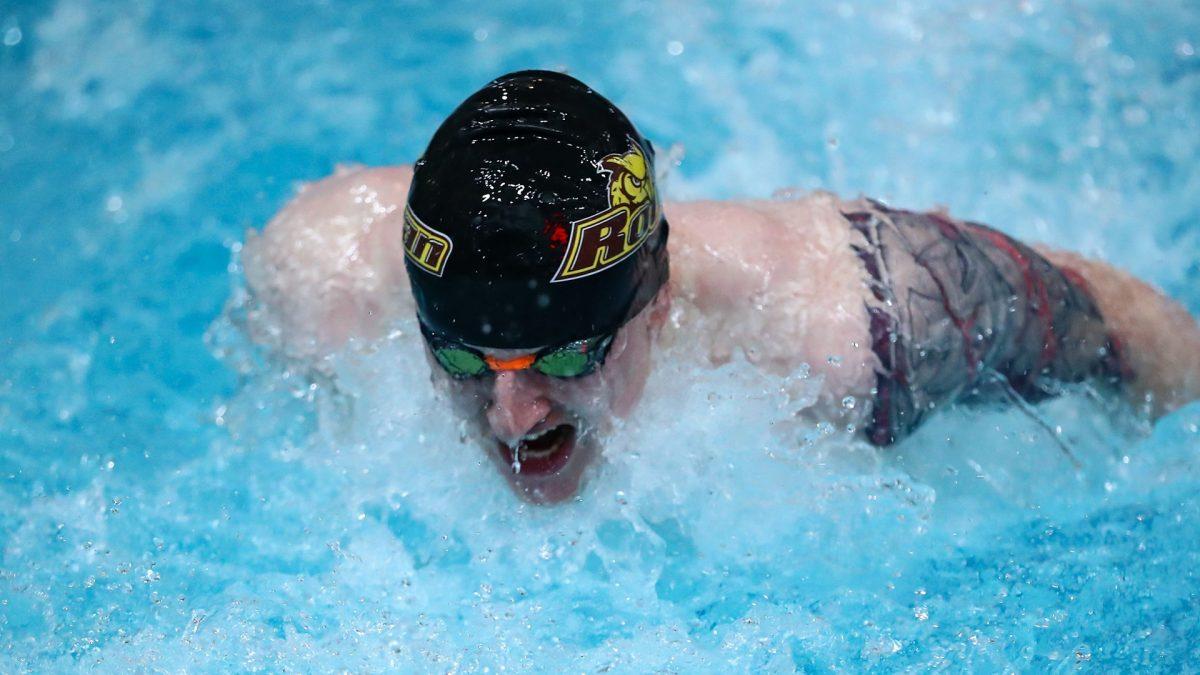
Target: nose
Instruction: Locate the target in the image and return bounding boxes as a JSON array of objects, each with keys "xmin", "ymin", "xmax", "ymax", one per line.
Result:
[{"xmin": 486, "ymin": 371, "xmax": 552, "ymax": 443}]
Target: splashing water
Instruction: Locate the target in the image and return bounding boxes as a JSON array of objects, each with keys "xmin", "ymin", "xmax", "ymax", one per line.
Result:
[{"xmin": 2, "ymin": 0, "xmax": 1200, "ymax": 670}]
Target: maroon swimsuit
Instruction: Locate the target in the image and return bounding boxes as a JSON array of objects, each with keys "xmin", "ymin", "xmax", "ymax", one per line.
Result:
[{"xmin": 842, "ymin": 200, "xmax": 1128, "ymax": 445}]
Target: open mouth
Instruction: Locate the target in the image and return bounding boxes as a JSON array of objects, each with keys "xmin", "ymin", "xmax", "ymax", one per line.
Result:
[{"xmin": 497, "ymin": 424, "xmax": 577, "ymax": 476}]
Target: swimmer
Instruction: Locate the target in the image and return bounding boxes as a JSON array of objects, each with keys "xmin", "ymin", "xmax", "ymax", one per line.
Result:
[{"xmin": 243, "ymin": 70, "xmax": 1200, "ymax": 504}]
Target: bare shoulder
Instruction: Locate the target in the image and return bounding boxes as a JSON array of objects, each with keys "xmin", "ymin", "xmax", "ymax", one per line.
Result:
[
  {"xmin": 242, "ymin": 165, "xmax": 413, "ymax": 360},
  {"xmin": 663, "ymin": 192, "xmax": 878, "ymax": 405}
]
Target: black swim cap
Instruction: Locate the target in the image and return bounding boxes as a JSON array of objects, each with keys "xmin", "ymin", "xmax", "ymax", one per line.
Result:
[{"xmin": 403, "ymin": 70, "xmax": 669, "ymax": 349}]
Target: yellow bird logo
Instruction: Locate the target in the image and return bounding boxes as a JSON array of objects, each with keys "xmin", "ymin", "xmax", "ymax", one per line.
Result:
[{"xmin": 600, "ymin": 147, "xmax": 654, "ymax": 208}]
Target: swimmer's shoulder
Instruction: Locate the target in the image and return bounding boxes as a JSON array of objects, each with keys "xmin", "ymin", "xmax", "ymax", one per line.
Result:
[
  {"xmin": 257, "ymin": 164, "xmax": 412, "ymax": 242},
  {"xmin": 242, "ymin": 165, "xmax": 414, "ymax": 360},
  {"xmin": 663, "ymin": 193, "xmax": 877, "ymax": 403},
  {"xmin": 663, "ymin": 191, "xmax": 863, "ymax": 303},
  {"xmin": 664, "ymin": 190, "xmax": 857, "ymax": 252}
]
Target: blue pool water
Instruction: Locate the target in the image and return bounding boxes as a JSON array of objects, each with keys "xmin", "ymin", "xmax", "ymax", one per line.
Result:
[{"xmin": 2, "ymin": 0, "xmax": 1200, "ymax": 670}]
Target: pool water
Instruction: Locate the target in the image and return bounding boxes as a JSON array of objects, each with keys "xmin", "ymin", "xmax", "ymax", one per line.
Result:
[{"xmin": 3, "ymin": 0, "xmax": 1200, "ymax": 670}]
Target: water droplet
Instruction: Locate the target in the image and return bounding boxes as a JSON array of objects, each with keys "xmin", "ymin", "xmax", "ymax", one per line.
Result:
[
  {"xmin": 2, "ymin": 27, "xmax": 21, "ymax": 47},
  {"xmin": 667, "ymin": 40, "xmax": 684, "ymax": 56},
  {"xmin": 842, "ymin": 396, "xmax": 856, "ymax": 409}
]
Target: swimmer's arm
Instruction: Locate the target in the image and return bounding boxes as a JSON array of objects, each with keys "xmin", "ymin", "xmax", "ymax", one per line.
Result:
[
  {"xmin": 241, "ymin": 165, "xmax": 414, "ymax": 361},
  {"xmin": 1038, "ymin": 249, "xmax": 1200, "ymax": 417}
]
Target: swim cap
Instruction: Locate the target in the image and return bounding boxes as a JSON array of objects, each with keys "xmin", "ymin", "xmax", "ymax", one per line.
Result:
[{"xmin": 403, "ymin": 70, "xmax": 669, "ymax": 349}]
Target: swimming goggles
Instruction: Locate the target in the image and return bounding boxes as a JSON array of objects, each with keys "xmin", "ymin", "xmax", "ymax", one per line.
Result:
[{"xmin": 418, "ymin": 320, "xmax": 615, "ymax": 379}]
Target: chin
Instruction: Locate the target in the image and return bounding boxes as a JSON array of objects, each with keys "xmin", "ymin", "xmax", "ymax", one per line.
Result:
[{"xmin": 486, "ymin": 420, "xmax": 598, "ymax": 505}]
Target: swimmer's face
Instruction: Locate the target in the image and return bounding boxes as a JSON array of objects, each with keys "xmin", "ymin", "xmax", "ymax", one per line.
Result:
[{"xmin": 427, "ymin": 291, "xmax": 668, "ymax": 504}]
